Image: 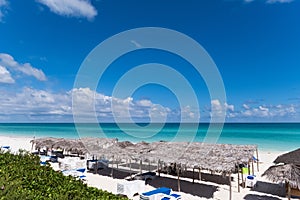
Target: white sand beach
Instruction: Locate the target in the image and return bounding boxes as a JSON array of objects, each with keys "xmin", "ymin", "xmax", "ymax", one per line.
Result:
[{"xmin": 0, "ymin": 135, "xmax": 291, "ymax": 200}]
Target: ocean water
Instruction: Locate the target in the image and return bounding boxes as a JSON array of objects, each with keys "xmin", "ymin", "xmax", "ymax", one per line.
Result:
[{"xmin": 0, "ymin": 123, "xmax": 299, "ymax": 151}]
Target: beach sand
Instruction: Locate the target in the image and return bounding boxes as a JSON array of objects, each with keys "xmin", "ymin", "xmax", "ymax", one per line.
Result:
[{"xmin": 0, "ymin": 135, "xmax": 290, "ymax": 200}]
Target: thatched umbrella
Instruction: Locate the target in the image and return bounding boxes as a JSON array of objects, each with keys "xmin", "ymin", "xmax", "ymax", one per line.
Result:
[
  {"xmin": 67, "ymin": 140, "xmax": 87, "ymax": 155},
  {"xmin": 263, "ymin": 163, "xmax": 300, "ymax": 200},
  {"xmin": 274, "ymin": 148, "xmax": 300, "ymax": 165},
  {"xmin": 52, "ymin": 138, "xmax": 70, "ymax": 148},
  {"xmin": 31, "ymin": 137, "xmax": 58, "ymax": 150}
]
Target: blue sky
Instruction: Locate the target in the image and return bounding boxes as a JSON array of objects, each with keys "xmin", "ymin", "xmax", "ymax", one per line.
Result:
[{"xmin": 0, "ymin": 0, "xmax": 299, "ymax": 122}]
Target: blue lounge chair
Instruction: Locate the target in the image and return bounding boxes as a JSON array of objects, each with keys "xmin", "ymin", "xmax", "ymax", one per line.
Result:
[
  {"xmin": 161, "ymin": 193, "xmax": 181, "ymax": 200},
  {"xmin": 76, "ymin": 168, "xmax": 86, "ymax": 173},
  {"xmin": 40, "ymin": 161, "xmax": 47, "ymax": 166},
  {"xmin": 1, "ymin": 146, "xmax": 10, "ymax": 149},
  {"xmin": 140, "ymin": 187, "xmax": 172, "ymax": 200}
]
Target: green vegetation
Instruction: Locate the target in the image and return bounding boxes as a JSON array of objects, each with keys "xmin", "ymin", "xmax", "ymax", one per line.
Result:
[{"xmin": 0, "ymin": 150, "xmax": 128, "ymax": 200}]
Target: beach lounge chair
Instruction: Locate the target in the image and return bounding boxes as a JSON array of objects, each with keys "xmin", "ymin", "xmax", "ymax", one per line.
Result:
[
  {"xmin": 78, "ymin": 175, "xmax": 87, "ymax": 181},
  {"xmin": 161, "ymin": 193, "xmax": 181, "ymax": 200},
  {"xmin": 140, "ymin": 187, "xmax": 172, "ymax": 200},
  {"xmin": 117, "ymin": 180, "xmax": 145, "ymax": 198},
  {"xmin": 134, "ymin": 172, "xmax": 156, "ymax": 181},
  {"xmin": 40, "ymin": 161, "xmax": 47, "ymax": 166},
  {"xmin": 76, "ymin": 168, "xmax": 86, "ymax": 173}
]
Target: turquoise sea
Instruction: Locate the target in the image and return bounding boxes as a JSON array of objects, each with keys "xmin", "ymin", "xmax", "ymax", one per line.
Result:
[{"xmin": 0, "ymin": 123, "xmax": 299, "ymax": 151}]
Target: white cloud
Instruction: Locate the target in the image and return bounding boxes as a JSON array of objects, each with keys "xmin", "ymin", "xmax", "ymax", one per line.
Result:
[
  {"xmin": 0, "ymin": 86, "xmax": 298, "ymax": 122},
  {"xmin": 210, "ymin": 99, "xmax": 234, "ymax": 119},
  {"xmin": 225, "ymin": 102, "xmax": 234, "ymax": 112},
  {"xmin": 0, "ymin": 87, "xmax": 201, "ymax": 122},
  {"xmin": 0, "ymin": 53, "xmax": 47, "ymax": 81},
  {"xmin": 0, "ymin": 0, "xmax": 8, "ymax": 22},
  {"xmin": 242, "ymin": 104, "xmax": 250, "ymax": 110},
  {"xmin": 0, "ymin": 65, "xmax": 15, "ymax": 83},
  {"xmin": 240, "ymin": 104, "xmax": 296, "ymax": 119},
  {"xmin": 68, "ymin": 88, "xmax": 176, "ymax": 122},
  {"xmin": 37, "ymin": 0, "xmax": 98, "ymax": 20},
  {"xmin": 181, "ymin": 105, "xmax": 200, "ymax": 122},
  {"xmin": 136, "ymin": 99, "xmax": 152, "ymax": 107}
]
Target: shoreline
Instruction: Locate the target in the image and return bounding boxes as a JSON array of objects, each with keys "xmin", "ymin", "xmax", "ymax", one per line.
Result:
[
  {"xmin": 0, "ymin": 133, "xmax": 295, "ymax": 153},
  {"xmin": 1, "ymin": 122, "xmax": 299, "ymax": 152}
]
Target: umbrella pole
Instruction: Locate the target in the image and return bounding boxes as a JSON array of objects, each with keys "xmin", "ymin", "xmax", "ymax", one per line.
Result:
[
  {"xmin": 248, "ymin": 160, "xmax": 251, "ymax": 175},
  {"xmin": 251, "ymin": 159, "xmax": 254, "ymax": 175},
  {"xmin": 148, "ymin": 160, "xmax": 151, "ymax": 172},
  {"xmin": 237, "ymin": 165, "xmax": 240, "ymax": 193},
  {"xmin": 199, "ymin": 167, "xmax": 202, "ymax": 181},
  {"xmin": 256, "ymin": 148, "xmax": 259, "ymax": 172},
  {"xmin": 287, "ymin": 183, "xmax": 291, "ymax": 200},
  {"xmin": 129, "ymin": 159, "xmax": 132, "ymax": 179},
  {"xmin": 241, "ymin": 168, "xmax": 244, "ymax": 188},
  {"xmin": 140, "ymin": 160, "xmax": 142, "ymax": 174},
  {"xmin": 95, "ymin": 156, "xmax": 98, "ymax": 174},
  {"xmin": 111, "ymin": 157, "xmax": 114, "ymax": 178},
  {"xmin": 177, "ymin": 164, "xmax": 181, "ymax": 192},
  {"xmin": 157, "ymin": 159, "xmax": 160, "ymax": 177},
  {"xmin": 229, "ymin": 173, "xmax": 232, "ymax": 200},
  {"xmin": 192, "ymin": 167, "xmax": 195, "ymax": 184}
]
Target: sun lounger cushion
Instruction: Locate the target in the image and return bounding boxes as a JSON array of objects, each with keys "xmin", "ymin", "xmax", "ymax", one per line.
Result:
[
  {"xmin": 160, "ymin": 193, "xmax": 181, "ymax": 200},
  {"xmin": 142, "ymin": 187, "xmax": 171, "ymax": 196}
]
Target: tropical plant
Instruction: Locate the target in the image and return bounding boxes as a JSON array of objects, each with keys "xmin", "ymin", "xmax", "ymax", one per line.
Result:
[{"xmin": 0, "ymin": 150, "xmax": 128, "ymax": 200}]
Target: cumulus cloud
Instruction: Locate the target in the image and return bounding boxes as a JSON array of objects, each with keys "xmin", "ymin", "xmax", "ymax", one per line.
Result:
[
  {"xmin": 242, "ymin": 104, "xmax": 250, "ymax": 110},
  {"xmin": 0, "ymin": 53, "xmax": 47, "ymax": 81},
  {"xmin": 225, "ymin": 102, "xmax": 234, "ymax": 112},
  {"xmin": 0, "ymin": 87, "xmax": 203, "ymax": 122},
  {"xmin": 36, "ymin": 0, "xmax": 98, "ymax": 20},
  {"xmin": 210, "ymin": 99, "xmax": 234, "ymax": 119},
  {"xmin": 240, "ymin": 104, "xmax": 296, "ymax": 119},
  {"xmin": 0, "ymin": 87, "xmax": 198, "ymax": 122},
  {"xmin": 0, "ymin": 65, "xmax": 15, "ymax": 83},
  {"xmin": 0, "ymin": 86, "xmax": 298, "ymax": 122},
  {"xmin": 180, "ymin": 105, "xmax": 200, "ymax": 122},
  {"xmin": 0, "ymin": 0, "xmax": 8, "ymax": 22},
  {"xmin": 207, "ymin": 100, "xmax": 297, "ymax": 121}
]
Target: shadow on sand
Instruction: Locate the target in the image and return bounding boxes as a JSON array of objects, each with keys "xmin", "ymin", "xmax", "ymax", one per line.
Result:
[
  {"xmin": 251, "ymin": 181, "xmax": 286, "ymax": 197},
  {"xmin": 147, "ymin": 176, "xmax": 218, "ymax": 199},
  {"xmin": 90, "ymin": 167, "xmax": 225, "ymax": 198},
  {"xmin": 89, "ymin": 167, "xmax": 132, "ymax": 179},
  {"xmin": 244, "ymin": 194, "xmax": 282, "ymax": 200},
  {"xmin": 182, "ymin": 171, "xmax": 230, "ymax": 185}
]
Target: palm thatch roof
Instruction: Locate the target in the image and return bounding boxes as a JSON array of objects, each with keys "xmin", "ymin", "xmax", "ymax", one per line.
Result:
[
  {"xmin": 263, "ymin": 163, "xmax": 300, "ymax": 190},
  {"xmin": 31, "ymin": 137, "xmax": 117, "ymax": 155},
  {"xmin": 274, "ymin": 148, "xmax": 300, "ymax": 165},
  {"xmin": 32, "ymin": 137, "xmax": 257, "ymax": 173}
]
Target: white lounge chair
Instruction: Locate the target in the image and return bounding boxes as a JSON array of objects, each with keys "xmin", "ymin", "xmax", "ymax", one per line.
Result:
[{"xmin": 117, "ymin": 180, "xmax": 145, "ymax": 198}]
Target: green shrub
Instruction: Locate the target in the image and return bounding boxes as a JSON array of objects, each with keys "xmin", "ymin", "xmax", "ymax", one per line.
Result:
[{"xmin": 0, "ymin": 150, "xmax": 128, "ymax": 200}]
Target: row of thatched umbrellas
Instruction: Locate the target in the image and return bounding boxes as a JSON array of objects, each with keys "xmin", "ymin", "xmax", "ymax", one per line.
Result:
[
  {"xmin": 31, "ymin": 137, "xmax": 257, "ymax": 173},
  {"xmin": 31, "ymin": 137, "xmax": 258, "ymax": 200},
  {"xmin": 31, "ymin": 137, "xmax": 300, "ymax": 199}
]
